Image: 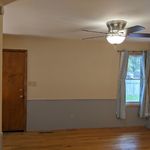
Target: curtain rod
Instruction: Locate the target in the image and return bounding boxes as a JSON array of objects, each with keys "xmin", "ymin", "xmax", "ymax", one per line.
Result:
[{"xmin": 117, "ymin": 50, "xmax": 150, "ymax": 53}]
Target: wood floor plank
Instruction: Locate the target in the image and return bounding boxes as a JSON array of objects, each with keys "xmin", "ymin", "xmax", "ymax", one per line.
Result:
[{"xmin": 3, "ymin": 127, "xmax": 150, "ymax": 150}]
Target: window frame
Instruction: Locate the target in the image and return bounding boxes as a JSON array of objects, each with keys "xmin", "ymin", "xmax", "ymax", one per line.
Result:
[{"xmin": 125, "ymin": 52, "xmax": 143, "ymax": 106}]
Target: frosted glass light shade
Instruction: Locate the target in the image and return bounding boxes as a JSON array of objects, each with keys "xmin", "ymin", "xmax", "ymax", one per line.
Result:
[{"xmin": 106, "ymin": 34, "xmax": 126, "ymax": 44}]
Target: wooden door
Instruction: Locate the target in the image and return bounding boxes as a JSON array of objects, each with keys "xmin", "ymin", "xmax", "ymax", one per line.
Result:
[{"xmin": 2, "ymin": 49, "xmax": 27, "ymax": 131}]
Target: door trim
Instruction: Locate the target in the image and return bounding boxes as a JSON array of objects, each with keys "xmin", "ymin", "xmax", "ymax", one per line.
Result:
[{"xmin": 3, "ymin": 49, "xmax": 27, "ymax": 131}]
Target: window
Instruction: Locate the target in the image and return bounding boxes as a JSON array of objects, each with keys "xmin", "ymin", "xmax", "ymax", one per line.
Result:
[{"xmin": 125, "ymin": 54, "xmax": 143, "ymax": 103}]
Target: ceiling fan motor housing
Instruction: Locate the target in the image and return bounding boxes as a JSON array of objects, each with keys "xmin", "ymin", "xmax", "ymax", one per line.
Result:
[{"xmin": 107, "ymin": 20, "xmax": 127, "ymax": 32}]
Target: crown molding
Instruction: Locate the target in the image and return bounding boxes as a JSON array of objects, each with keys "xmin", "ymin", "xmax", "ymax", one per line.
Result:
[{"xmin": 0, "ymin": 0, "xmax": 16, "ymax": 6}]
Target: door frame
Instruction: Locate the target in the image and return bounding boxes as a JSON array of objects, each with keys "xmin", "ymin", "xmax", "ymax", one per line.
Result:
[{"xmin": 2, "ymin": 49, "xmax": 27, "ymax": 131}]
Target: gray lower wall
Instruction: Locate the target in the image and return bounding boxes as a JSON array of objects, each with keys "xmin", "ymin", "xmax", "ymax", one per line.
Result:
[
  {"xmin": 27, "ymin": 99, "xmax": 146, "ymax": 131},
  {"xmin": 147, "ymin": 119, "xmax": 150, "ymax": 128},
  {"xmin": 0, "ymin": 132, "xmax": 2, "ymax": 150}
]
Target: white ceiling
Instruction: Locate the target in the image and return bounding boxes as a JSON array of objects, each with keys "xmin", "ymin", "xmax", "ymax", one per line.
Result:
[{"xmin": 3, "ymin": 0, "xmax": 150, "ymax": 40}]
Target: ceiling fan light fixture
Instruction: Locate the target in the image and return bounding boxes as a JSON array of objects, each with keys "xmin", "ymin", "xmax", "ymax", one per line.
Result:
[
  {"xmin": 82, "ymin": 20, "xmax": 149, "ymax": 42},
  {"xmin": 106, "ymin": 34, "xmax": 126, "ymax": 44},
  {"xmin": 106, "ymin": 20, "xmax": 127, "ymax": 44}
]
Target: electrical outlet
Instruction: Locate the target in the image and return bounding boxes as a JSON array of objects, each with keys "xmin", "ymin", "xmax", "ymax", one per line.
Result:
[{"xmin": 70, "ymin": 114, "xmax": 75, "ymax": 119}]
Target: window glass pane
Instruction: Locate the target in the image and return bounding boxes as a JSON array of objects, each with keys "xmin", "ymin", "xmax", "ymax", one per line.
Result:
[
  {"xmin": 125, "ymin": 55, "xmax": 143, "ymax": 103},
  {"xmin": 126, "ymin": 79, "xmax": 140, "ymax": 103},
  {"xmin": 126, "ymin": 55, "xmax": 142, "ymax": 79}
]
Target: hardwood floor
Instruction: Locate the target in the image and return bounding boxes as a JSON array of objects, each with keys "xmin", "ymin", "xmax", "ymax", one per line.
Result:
[{"xmin": 3, "ymin": 127, "xmax": 150, "ymax": 150}]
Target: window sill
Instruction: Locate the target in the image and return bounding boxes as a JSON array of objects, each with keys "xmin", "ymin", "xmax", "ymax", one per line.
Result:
[{"xmin": 126, "ymin": 102, "xmax": 139, "ymax": 107}]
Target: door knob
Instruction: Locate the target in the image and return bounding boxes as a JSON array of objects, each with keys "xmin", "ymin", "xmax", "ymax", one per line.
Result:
[{"xmin": 20, "ymin": 95, "xmax": 23, "ymax": 98}]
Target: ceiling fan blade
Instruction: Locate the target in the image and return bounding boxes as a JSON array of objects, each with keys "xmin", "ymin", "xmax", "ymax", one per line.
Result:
[
  {"xmin": 128, "ymin": 33, "xmax": 150, "ymax": 38},
  {"xmin": 126, "ymin": 25, "xmax": 145, "ymax": 34},
  {"xmin": 82, "ymin": 29, "xmax": 107, "ymax": 34},
  {"xmin": 82, "ymin": 35, "xmax": 105, "ymax": 40}
]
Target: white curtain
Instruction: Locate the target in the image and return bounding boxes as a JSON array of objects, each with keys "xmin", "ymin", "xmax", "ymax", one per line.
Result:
[
  {"xmin": 116, "ymin": 51, "xmax": 129, "ymax": 119},
  {"xmin": 139, "ymin": 51, "xmax": 150, "ymax": 118}
]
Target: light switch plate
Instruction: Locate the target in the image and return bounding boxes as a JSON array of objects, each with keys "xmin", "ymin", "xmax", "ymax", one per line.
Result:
[{"xmin": 28, "ymin": 81, "xmax": 37, "ymax": 87}]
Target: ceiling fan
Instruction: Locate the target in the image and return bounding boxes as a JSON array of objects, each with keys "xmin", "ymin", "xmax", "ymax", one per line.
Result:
[{"xmin": 82, "ymin": 20, "xmax": 150, "ymax": 44}]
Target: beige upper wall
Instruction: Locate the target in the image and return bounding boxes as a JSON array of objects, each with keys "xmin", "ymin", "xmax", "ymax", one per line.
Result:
[{"xmin": 3, "ymin": 35, "xmax": 150, "ymax": 100}]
